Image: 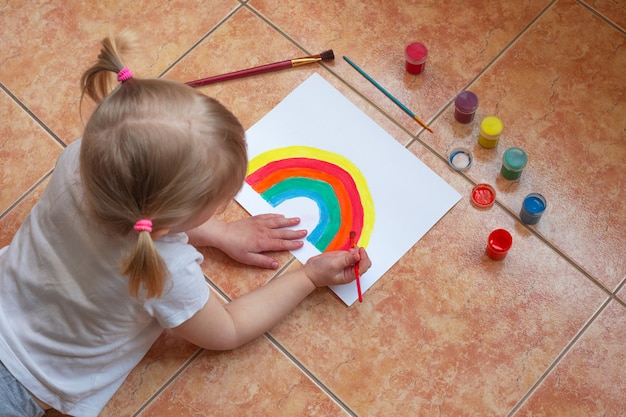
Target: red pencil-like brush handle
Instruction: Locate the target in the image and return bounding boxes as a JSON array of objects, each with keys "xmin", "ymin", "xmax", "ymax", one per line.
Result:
[
  {"xmin": 350, "ymin": 231, "xmax": 363, "ymax": 303},
  {"xmin": 355, "ymin": 264, "xmax": 362, "ymax": 303},
  {"xmin": 186, "ymin": 60, "xmax": 292, "ymax": 87}
]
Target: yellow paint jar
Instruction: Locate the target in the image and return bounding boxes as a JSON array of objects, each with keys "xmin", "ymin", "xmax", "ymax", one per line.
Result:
[{"xmin": 478, "ymin": 116, "xmax": 503, "ymax": 148}]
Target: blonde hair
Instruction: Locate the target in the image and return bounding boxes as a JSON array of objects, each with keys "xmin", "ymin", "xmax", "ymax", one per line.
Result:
[{"xmin": 79, "ymin": 33, "xmax": 247, "ymax": 298}]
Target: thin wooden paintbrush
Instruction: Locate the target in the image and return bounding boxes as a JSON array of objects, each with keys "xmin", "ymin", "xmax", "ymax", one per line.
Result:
[
  {"xmin": 343, "ymin": 55, "xmax": 433, "ymax": 133},
  {"xmin": 186, "ymin": 50, "xmax": 335, "ymax": 87}
]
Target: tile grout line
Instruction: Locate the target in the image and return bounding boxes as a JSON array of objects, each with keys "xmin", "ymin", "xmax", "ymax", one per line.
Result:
[
  {"xmin": 495, "ymin": 199, "xmax": 614, "ymax": 296},
  {"xmin": 263, "ymin": 258, "xmax": 358, "ymax": 415},
  {"xmin": 265, "ymin": 332, "xmax": 358, "ymax": 417},
  {"xmin": 0, "ymin": 170, "xmax": 53, "ymax": 220},
  {"xmin": 158, "ymin": 3, "xmax": 245, "ymax": 78},
  {"xmin": 612, "ymin": 278, "xmax": 626, "ymax": 308},
  {"xmin": 0, "ymin": 82, "xmax": 67, "ymax": 149},
  {"xmin": 131, "ymin": 348, "xmax": 205, "ymax": 417},
  {"xmin": 575, "ymin": 0, "xmax": 626, "ymax": 35},
  {"xmin": 505, "ymin": 296, "xmax": 613, "ymax": 416}
]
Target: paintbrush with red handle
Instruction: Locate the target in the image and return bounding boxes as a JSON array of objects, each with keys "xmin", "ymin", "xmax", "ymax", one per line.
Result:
[
  {"xmin": 186, "ymin": 50, "xmax": 335, "ymax": 87},
  {"xmin": 350, "ymin": 231, "xmax": 363, "ymax": 303}
]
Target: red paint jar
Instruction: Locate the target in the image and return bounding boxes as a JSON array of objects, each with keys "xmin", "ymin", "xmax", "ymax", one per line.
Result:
[
  {"xmin": 405, "ymin": 42, "xmax": 428, "ymax": 74},
  {"xmin": 486, "ymin": 229, "xmax": 512, "ymax": 260}
]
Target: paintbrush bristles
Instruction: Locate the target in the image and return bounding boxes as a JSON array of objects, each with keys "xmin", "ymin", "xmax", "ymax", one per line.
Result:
[
  {"xmin": 292, "ymin": 50, "xmax": 335, "ymax": 67},
  {"xmin": 320, "ymin": 50, "xmax": 334, "ymax": 61}
]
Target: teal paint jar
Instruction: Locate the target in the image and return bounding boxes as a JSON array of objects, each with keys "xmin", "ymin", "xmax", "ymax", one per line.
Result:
[{"xmin": 501, "ymin": 147, "xmax": 528, "ymax": 180}]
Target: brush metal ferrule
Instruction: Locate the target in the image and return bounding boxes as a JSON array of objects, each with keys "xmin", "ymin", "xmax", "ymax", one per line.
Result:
[{"xmin": 291, "ymin": 56, "xmax": 323, "ymax": 67}]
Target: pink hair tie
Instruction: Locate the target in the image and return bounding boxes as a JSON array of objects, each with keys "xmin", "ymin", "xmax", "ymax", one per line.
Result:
[
  {"xmin": 134, "ymin": 219, "xmax": 152, "ymax": 233},
  {"xmin": 117, "ymin": 67, "xmax": 134, "ymax": 83}
]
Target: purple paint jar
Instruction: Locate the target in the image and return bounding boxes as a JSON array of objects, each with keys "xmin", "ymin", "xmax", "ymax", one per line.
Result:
[
  {"xmin": 405, "ymin": 42, "xmax": 428, "ymax": 74},
  {"xmin": 454, "ymin": 91, "xmax": 479, "ymax": 123}
]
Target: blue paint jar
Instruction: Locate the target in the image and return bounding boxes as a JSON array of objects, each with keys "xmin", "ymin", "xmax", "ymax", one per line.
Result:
[{"xmin": 520, "ymin": 193, "xmax": 546, "ymax": 225}]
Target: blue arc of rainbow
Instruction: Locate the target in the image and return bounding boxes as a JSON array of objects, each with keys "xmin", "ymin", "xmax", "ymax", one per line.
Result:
[{"xmin": 245, "ymin": 146, "xmax": 374, "ymax": 252}]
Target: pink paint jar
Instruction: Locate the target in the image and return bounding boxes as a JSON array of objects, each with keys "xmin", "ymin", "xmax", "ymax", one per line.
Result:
[
  {"xmin": 405, "ymin": 42, "xmax": 428, "ymax": 74},
  {"xmin": 486, "ymin": 229, "xmax": 512, "ymax": 260}
]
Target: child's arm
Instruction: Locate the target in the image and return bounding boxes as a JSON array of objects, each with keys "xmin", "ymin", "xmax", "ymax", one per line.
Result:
[
  {"xmin": 186, "ymin": 214, "xmax": 307, "ymax": 269},
  {"xmin": 173, "ymin": 248, "xmax": 371, "ymax": 350}
]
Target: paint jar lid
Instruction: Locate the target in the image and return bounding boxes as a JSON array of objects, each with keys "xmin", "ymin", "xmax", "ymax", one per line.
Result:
[
  {"xmin": 455, "ymin": 91, "xmax": 479, "ymax": 114},
  {"xmin": 503, "ymin": 147, "xmax": 528, "ymax": 171},
  {"xmin": 480, "ymin": 116, "xmax": 503, "ymax": 138},
  {"xmin": 405, "ymin": 42, "xmax": 428, "ymax": 64},
  {"xmin": 471, "ymin": 183, "xmax": 496, "ymax": 208},
  {"xmin": 447, "ymin": 147, "xmax": 473, "ymax": 171}
]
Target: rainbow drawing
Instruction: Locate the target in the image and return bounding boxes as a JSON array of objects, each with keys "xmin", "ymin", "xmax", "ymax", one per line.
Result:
[{"xmin": 245, "ymin": 146, "xmax": 375, "ymax": 253}]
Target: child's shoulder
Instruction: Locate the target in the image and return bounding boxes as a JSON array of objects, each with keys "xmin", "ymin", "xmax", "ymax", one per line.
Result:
[{"xmin": 50, "ymin": 139, "xmax": 82, "ymax": 179}]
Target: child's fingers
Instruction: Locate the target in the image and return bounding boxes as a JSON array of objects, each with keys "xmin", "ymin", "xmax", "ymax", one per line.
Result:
[{"xmin": 356, "ymin": 247, "xmax": 371, "ymax": 273}]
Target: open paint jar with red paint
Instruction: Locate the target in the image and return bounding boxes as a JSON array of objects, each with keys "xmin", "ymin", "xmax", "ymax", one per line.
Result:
[{"xmin": 486, "ymin": 229, "xmax": 512, "ymax": 260}]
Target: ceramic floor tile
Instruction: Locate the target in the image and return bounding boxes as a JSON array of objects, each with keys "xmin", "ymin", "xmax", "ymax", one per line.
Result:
[
  {"xmin": 0, "ymin": 92, "xmax": 61, "ymax": 215},
  {"xmin": 268, "ymin": 145, "xmax": 609, "ymax": 416},
  {"xmin": 426, "ymin": 0, "xmax": 626, "ymax": 291},
  {"xmin": 138, "ymin": 337, "xmax": 347, "ymax": 417},
  {"xmin": 513, "ymin": 300, "xmax": 626, "ymax": 416},
  {"xmin": 249, "ymin": 0, "xmax": 553, "ymax": 134},
  {"xmin": 0, "ymin": 0, "xmax": 240, "ymax": 144}
]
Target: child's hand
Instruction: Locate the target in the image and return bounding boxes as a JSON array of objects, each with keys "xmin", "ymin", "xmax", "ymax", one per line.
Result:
[
  {"xmin": 303, "ymin": 247, "xmax": 371, "ymax": 288},
  {"xmin": 189, "ymin": 214, "xmax": 307, "ymax": 269}
]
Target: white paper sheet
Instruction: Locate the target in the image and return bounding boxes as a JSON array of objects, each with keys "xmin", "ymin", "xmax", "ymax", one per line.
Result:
[{"xmin": 236, "ymin": 73, "xmax": 461, "ymax": 305}]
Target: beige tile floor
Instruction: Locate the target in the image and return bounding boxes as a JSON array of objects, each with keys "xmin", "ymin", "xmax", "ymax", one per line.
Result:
[{"xmin": 1, "ymin": 0, "xmax": 625, "ymax": 416}]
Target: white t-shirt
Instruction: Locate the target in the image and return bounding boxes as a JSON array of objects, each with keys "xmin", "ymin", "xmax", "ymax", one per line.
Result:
[{"xmin": 0, "ymin": 141, "xmax": 210, "ymax": 416}]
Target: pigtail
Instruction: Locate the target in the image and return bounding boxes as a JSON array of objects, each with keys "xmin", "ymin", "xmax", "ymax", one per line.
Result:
[
  {"xmin": 120, "ymin": 220, "xmax": 168, "ymax": 299},
  {"xmin": 80, "ymin": 31, "xmax": 137, "ymax": 104}
]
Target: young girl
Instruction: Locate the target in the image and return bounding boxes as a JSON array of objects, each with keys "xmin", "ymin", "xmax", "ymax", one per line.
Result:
[{"xmin": 0, "ymin": 33, "xmax": 371, "ymax": 417}]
